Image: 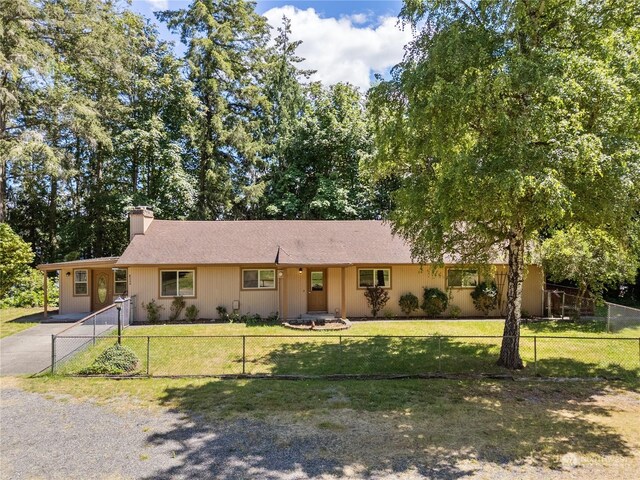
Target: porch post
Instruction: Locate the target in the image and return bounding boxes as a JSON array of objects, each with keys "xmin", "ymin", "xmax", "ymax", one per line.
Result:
[
  {"xmin": 43, "ymin": 270, "xmax": 48, "ymax": 319},
  {"xmin": 341, "ymin": 267, "xmax": 346, "ymax": 319},
  {"xmin": 282, "ymin": 269, "xmax": 288, "ymax": 321}
]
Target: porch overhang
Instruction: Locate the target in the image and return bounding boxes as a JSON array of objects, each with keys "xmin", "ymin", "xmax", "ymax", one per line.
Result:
[{"xmin": 37, "ymin": 257, "xmax": 120, "ymax": 271}]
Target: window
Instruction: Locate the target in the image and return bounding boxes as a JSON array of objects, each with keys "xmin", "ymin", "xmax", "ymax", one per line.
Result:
[
  {"xmin": 447, "ymin": 269, "xmax": 479, "ymax": 288},
  {"xmin": 114, "ymin": 269, "xmax": 128, "ymax": 295},
  {"xmin": 74, "ymin": 269, "xmax": 88, "ymax": 296},
  {"xmin": 242, "ymin": 269, "xmax": 276, "ymax": 289},
  {"xmin": 160, "ymin": 270, "xmax": 195, "ymax": 297},
  {"xmin": 358, "ymin": 268, "xmax": 391, "ymax": 289}
]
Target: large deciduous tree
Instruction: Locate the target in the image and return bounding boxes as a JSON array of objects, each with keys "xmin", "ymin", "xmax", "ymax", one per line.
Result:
[{"xmin": 368, "ymin": 0, "xmax": 640, "ymax": 368}]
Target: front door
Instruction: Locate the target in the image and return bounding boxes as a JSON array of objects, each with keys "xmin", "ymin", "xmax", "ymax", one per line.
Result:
[
  {"xmin": 92, "ymin": 269, "xmax": 112, "ymax": 311},
  {"xmin": 307, "ymin": 269, "xmax": 327, "ymax": 312}
]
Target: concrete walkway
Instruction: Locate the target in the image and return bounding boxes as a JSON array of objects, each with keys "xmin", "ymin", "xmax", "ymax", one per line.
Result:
[{"xmin": 0, "ymin": 323, "xmax": 72, "ymax": 375}]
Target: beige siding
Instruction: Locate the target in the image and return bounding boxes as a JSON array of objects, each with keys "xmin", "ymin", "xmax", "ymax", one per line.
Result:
[
  {"xmin": 326, "ymin": 268, "xmax": 342, "ymax": 317},
  {"xmin": 284, "ymin": 267, "xmax": 307, "ymax": 318},
  {"xmin": 126, "ymin": 263, "xmax": 544, "ymax": 321},
  {"xmin": 130, "ymin": 266, "xmax": 280, "ymax": 321},
  {"xmin": 59, "ymin": 268, "xmax": 90, "ymax": 314},
  {"xmin": 326, "ymin": 264, "xmax": 543, "ymax": 319}
]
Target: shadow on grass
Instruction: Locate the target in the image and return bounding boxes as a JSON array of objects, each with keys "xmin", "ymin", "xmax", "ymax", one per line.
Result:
[
  {"xmin": 523, "ymin": 319, "xmax": 608, "ymax": 335},
  {"xmin": 139, "ymin": 337, "xmax": 638, "ymax": 479}
]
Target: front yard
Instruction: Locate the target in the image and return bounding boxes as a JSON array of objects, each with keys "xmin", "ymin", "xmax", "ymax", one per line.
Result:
[
  {"xmin": 53, "ymin": 319, "xmax": 640, "ymax": 379},
  {"xmin": 7, "ymin": 319, "xmax": 640, "ymax": 478},
  {"xmin": 12, "ymin": 375, "xmax": 640, "ymax": 478}
]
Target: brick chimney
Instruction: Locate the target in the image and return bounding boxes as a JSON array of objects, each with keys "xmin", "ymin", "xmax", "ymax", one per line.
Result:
[{"xmin": 129, "ymin": 206, "xmax": 154, "ymax": 241}]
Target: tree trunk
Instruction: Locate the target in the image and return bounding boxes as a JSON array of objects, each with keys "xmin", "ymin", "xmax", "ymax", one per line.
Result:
[
  {"xmin": 0, "ymin": 157, "xmax": 5, "ymax": 223},
  {"xmin": 497, "ymin": 229, "xmax": 525, "ymax": 369}
]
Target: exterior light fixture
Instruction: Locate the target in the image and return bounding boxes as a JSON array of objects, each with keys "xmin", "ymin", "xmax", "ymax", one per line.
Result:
[
  {"xmin": 66, "ymin": 271, "xmax": 71, "ymax": 277},
  {"xmin": 298, "ymin": 268, "xmax": 303, "ymax": 274}
]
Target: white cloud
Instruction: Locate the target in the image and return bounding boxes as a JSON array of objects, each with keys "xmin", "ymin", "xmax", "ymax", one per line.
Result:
[
  {"xmin": 263, "ymin": 6, "xmax": 413, "ymax": 91},
  {"xmin": 140, "ymin": 0, "xmax": 168, "ymax": 9}
]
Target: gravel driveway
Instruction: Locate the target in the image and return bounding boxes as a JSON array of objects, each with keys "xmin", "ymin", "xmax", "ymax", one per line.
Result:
[{"xmin": 1, "ymin": 385, "xmax": 638, "ymax": 479}]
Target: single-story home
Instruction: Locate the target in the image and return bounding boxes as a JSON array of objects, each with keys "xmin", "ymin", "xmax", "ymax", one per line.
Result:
[{"xmin": 38, "ymin": 207, "xmax": 544, "ymax": 321}]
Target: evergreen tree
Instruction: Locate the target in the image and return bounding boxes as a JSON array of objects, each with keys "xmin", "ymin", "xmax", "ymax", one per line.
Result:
[{"xmin": 158, "ymin": 0, "xmax": 271, "ymax": 220}]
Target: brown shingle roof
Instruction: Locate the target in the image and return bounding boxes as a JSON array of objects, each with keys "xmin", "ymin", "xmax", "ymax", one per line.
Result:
[{"xmin": 116, "ymin": 220, "xmax": 418, "ymax": 266}]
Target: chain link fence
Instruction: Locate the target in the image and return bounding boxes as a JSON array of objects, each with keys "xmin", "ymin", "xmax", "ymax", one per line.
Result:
[
  {"xmin": 51, "ymin": 333, "xmax": 640, "ymax": 380},
  {"xmin": 51, "ymin": 297, "xmax": 132, "ymax": 368}
]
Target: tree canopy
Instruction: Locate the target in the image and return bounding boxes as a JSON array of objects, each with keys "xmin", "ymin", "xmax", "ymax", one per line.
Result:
[{"xmin": 2, "ymin": 0, "xmax": 386, "ymax": 266}]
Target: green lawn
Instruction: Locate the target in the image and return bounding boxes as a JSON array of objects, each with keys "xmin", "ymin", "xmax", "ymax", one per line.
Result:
[
  {"xmin": 0, "ymin": 307, "xmax": 44, "ymax": 338},
  {"xmin": 53, "ymin": 319, "xmax": 640, "ymax": 379}
]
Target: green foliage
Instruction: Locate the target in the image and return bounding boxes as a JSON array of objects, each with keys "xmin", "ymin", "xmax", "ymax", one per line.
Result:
[
  {"xmin": 216, "ymin": 305, "xmax": 229, "ymax": 322},
  {"xmin": 158, "ymin": 0, "xmax": 271, "ymax": 220},
  {"xmin": 0, "ymin": 224, "xmax": 34, "ymax": 298},
  {"xmin": 142, "ymin": 299, "xmax": 164, "ymax": 323},
  {"xmin": 169, "ymin": 296, "xmax": 186, "ymax": 321},
  {"xmin": 0, "ymin": 268, "xmax": 59, "ymax": 308},
  {"xmin": 470, "ymin": 282, "xmax": 499, "ymax": 317},
  {"xmin": 448, "ymin": 305, "xmax": 462, "ymax": 319},
  {"xmin": 185, "ymin": 305, "xmax": 199, "ymax": 322},
  {"xmin": 79, "ymin": 344, "xmax": 139, "ymax": 375},
  {"xmin": 264, "ymin": 82, "xmax": 383, "ymax": 219},
  {"xmin": 398, "ymin": 292, "xmax": 419, "ymax": 316},
  {"xmin": 542, "ymin": 226, "xmax": 638, "ymax": 299},
  {"xmin": 244, "ymin": 313, "xmax": 280, "ymax": 326},
  {"xmin": 364, "ymin": 286, "xmax": 390, "ymax": 318},
  {"xmin": 421, "ymin": 288, "xmax": 448, "ymax": 318}
]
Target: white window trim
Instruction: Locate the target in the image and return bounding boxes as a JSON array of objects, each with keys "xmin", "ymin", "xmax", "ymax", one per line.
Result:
[
  {"xmin": 242, "ymin": 269, "xmax": 277, "ymax": 290},
  {"xmin": 114, "ymin": 268, "xmax": 128, "ymax": 295},
  {"xmin": 446, "ymin": 268, "xmax": 479, "ymax": 288},
  {"xmin": 73, "ymin": 269, "xmax": 89, "ymax": 296},
  {"xmin": 358, "ymin": 268, "xmax": 391, "ymax": 289},
  {"xmin": 160, "ymin": 269, "xmax": 196, "ymax": 297}
]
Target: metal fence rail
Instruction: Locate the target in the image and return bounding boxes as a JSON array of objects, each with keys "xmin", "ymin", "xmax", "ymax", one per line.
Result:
[
  {"xmin": 50, "ymin": 333, "xmax": 640, "ymax": 379},
  {"xmin": 51, "ymin": 297, "xmax": 131, "ymax": 371}
]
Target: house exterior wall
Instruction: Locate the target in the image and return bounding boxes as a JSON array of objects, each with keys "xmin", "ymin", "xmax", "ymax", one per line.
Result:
[
  {"xmin": 59, "ymin": 267, "xmax": 91, "ymax": 314},
  {"xmin": 124, "ymin": 263, "xmax": 544, "ymax": 321}
]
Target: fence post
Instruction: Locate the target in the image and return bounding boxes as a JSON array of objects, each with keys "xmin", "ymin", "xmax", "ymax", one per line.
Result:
[
  {"xmin": 338, "ymin": 335, "xmax": 342, "ymax": 374},
  {"xmin": 51, "ymin": 335, "xmax": 56, "ymax": 374},
  {"xmin": 146, "ymin": 336, "xmax": 150, "ymax": 376},
  {"xmin": 534, "ymin": 336, "xmax": 537, "ymax": 376},
  {"xmin": 92, "ymin": 314, "xmax": 96, "ymax": 346},
  {"xmin": 607, "ymin": 303, "xmax": 611, "ymax": 333},
  {"xmin": 561, "ymin": 293, "xmax": 565, "ymax": 320},
  {"xmin": 242, "ymin": 336, "xmax": 246, "ymax": 375},
  {"xmin": 437, "ymin": 336, "xmax": 442, "ymax": 373}
]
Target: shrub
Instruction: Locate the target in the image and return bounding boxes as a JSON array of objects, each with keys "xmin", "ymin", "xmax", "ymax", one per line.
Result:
[
  {"xmin": 421, "ymin": 288, "xmax": 448, "ymax": 317},
  {"xmin": 216, "ymin": 305, "xmax": 229, "ymax": 322},
  {"xmin": 245, "ymin": 312, "xmax": 280, "ymax": 326},
  {"xmin": 471, "ymin": 281, "xmax": 499, "ymax": 316},
  {"xmin": 169, "ymin": 296, "xmax": 186, "ymax": 321},
  {"xmin": 364, "ymin": 285, "xmax": 390, "ymax": 318},
  {"xmin": 0, "ymin": 268, "xmax": 59, "ymax": 308},
  {"xmin": 0, "ymin": 223, "xmax": 34, "ymax": 299},
  {"xmin": 185, "ymin": 305, "xmax": 199, "ymax": 322},
  {"xmin": 448, "ymin": 305, "xmax": 462, "ymax": 319},
  {"xmin": 142, "ymin": 299, "xmax": 163, "ymax": 323},
  {"xmin": 79, "ymin": 344, "xmax": 139, "ymax": 375},
  {"xmin": 383, "ymin": 308, "xmax": 395, "ymax": 319},
  {"xmin": 398, "ymin": 292, "xmax": 419, "ymax": 316}
]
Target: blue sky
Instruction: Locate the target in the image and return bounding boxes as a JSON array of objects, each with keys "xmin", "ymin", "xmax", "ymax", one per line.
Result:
[{"xmin": 128, "ymin": 1, "xmax": 410, "ymax": 89}]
